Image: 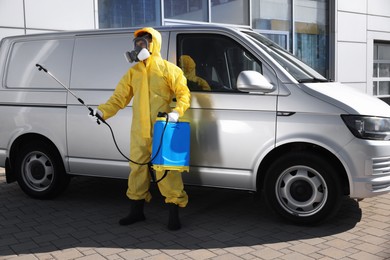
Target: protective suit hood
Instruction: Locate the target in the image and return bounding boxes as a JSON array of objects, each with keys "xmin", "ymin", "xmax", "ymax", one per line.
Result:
[
  {"xmin": 179, "ymin": 55, "xmax": 211, "ymax": 91},
  {"xmin": 179, "ymin": 55, "xmax": 197, "ymax": 80},
  {"xmin": 134, "ymin": 27, "xmax": 162, "ymax": 58}
]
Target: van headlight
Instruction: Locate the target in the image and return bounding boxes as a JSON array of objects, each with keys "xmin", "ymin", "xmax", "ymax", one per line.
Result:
[{"xmin": 341, "ymin": 115, "xmax": 390, "ymax": 140}]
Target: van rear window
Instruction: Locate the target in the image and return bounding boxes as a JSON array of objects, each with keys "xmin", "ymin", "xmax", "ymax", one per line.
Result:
[{"xmin": 6, "ymin": 39, "xmax": 73, "ymax": 89}]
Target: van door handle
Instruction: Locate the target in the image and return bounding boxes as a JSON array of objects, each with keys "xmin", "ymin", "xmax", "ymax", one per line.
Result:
[{"xmin": 277, "ymin": 111, "xmax": 295, "ymax": 116}]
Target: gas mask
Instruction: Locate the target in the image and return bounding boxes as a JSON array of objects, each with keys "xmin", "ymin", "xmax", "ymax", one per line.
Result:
[{"xmin": 124, "ymin": 35, "xmax": 151, "ymax": 63}]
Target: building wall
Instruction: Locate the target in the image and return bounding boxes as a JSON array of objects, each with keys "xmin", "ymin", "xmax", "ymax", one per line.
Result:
[
  {"xmin": 0, "ymin": 0, "xmax": 96, "ymax": 40},
  {"xmin": 335, "ymin": 0, "xmax": 390, "ymax": 95}
]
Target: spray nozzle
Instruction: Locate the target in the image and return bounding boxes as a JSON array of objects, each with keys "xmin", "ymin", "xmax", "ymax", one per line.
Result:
[{"xmin": 36, "ymin": 64, "xmax": 48, "ymax": 72}]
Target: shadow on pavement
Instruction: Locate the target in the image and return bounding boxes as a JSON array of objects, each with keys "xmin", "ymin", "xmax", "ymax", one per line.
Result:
[{"xmin": 0, "ymin": 175, "xmax": 362, "ymax": 255}]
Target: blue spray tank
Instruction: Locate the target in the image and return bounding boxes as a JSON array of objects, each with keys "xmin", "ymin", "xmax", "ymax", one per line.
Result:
[{"xmin": 151, "ymin": 117, "xmax": 190, "ymax": 173}]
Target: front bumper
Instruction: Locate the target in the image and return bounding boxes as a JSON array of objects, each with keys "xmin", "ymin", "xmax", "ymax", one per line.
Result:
[{"xmin": 341, "ymin": 139, "xmax": 390, "ymax": 198}]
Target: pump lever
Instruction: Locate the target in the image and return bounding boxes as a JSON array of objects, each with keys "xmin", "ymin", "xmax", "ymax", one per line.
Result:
[{"xmin": 157, "ymin": 112, "xmax": 168, "ymax": 118}]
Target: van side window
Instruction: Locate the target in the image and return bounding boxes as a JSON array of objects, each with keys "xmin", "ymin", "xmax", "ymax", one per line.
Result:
[
  {"xmin": 6, "ymin": 39, "xmax": 73, "ymax": 89},
  {"xmin": 177, "ymin": 34, "xmax": 263, "ymax": 92}
]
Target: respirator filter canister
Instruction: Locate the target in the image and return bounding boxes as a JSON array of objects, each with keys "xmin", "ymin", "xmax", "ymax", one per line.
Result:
[{"xmin": 124, "ymin": 35, "xmax": 151, "ymax": 63}]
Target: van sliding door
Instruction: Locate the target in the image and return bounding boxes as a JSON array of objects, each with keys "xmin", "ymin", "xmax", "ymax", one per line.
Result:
[{"xmin": 67, "ymin": 34, "xmax": 133, "ymax": 178}]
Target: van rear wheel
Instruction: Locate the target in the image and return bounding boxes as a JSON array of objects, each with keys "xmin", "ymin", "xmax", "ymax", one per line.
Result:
[
  {"xmin": 15, "ymin": 142, "xmax": 70, "ymax": 199},
  {"xmin": 264, "ymin": 152, "xmax": 342, "ymax": 225}
]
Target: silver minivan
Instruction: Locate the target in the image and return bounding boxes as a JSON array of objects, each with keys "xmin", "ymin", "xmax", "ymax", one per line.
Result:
[{"xmin": 1, "ymin": 25, "xmax": 390, "ymax": 224}]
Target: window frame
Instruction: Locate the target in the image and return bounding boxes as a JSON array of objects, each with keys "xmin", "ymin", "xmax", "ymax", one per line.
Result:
[
  {"xmin": 373, "ymin": 41, "xmax": 390, "ymax": 97},
  {"xmin": 175, "ymin": 32, "xmax": 266, "ymax": 93}
]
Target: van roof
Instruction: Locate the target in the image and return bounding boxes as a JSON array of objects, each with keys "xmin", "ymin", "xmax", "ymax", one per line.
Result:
[{"xmin": 2, "ymin": 24, "xmax": 252, "ymax": 41}]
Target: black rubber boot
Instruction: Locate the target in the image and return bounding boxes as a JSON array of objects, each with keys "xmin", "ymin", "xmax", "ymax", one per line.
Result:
[
  {"xmin": 167, "ymin": 203, "xmax": 181, "ymax": 231},
  {"xmin": 119, "ymin": 199, "xmax": 146, "ymax": 226}
]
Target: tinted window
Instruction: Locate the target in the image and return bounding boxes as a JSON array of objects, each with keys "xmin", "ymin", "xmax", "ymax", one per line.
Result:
[{"xmin": 177, "ymin": 33, "xmax": 263, "ymax": 92}]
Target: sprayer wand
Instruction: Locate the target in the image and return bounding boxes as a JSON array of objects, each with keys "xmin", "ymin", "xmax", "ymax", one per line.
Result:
[{"xmin": 35, "ymin": 64, "xmax": 105, "ymax": 125}]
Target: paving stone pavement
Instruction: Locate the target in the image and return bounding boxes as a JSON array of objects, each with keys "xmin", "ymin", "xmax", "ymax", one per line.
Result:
[{"xmin": 0, "ymin": 167, "xmax": 390, "ymax": 260}]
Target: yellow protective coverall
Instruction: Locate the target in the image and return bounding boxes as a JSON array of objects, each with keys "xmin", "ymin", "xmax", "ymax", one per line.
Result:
[
  {"xmin": 179, "ymin": 55, "xmax": 211, "ymax": 91},
  {"xmin": 98, "ymin": 27, "xmax": 190, "ymax": 207}
]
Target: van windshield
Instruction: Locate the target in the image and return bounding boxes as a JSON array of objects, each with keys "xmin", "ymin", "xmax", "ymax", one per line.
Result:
[{"xmin": 243, "ymin": 31, "xmax": 328, "ymax": 83}]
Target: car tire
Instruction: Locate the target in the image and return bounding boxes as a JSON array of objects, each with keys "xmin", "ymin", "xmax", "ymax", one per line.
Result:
[
  {"xmin": 15, "ymin": 141, "xmax": 70, "ymax": 199},
  {"xmin": 264, "ymin": 152, "xmax": 342, "ymax": 225}
]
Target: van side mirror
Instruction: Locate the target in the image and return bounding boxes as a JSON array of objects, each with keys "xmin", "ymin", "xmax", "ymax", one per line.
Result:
[{"xmin": 237, "ymin": 71, "xmax": 274, "ymax": 93}]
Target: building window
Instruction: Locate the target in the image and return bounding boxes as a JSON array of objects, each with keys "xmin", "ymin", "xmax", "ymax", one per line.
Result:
[
  {"xmin": 98, "ymin": 0, "xmax": 160, "ymax": 28},
  {"xmin": 373, "ymin": 42, "xmax": 390, "ymax": 97},
  {"xmin": 97, "ymin": 0, "xmax": 328, "ymax": 79},
  {"xmin": 211, "ymin": 0, "xmax": 250, "ymax": 25},
  {"xmin": 164, "ymin": 0, "xmax": 208, "ymax": 22},
  {"xmin": 252, "ymin": 0, "xmax": 329, "ymax": 78},
  {"xmin": 294, "ymin": 0, "xmax": 328, "ymax": 78},
  {"xmin": 257, "ymin": 30, "xmax": 290, "ymax": 51},
  {"xmin": 252, "ymin": 0, "xmax": 292, "ymax": 51}
]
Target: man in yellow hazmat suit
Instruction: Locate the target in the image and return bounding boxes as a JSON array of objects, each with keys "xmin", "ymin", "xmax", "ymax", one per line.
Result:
[{"xmin": 93, "ymin": 27, "xmax": 190, "ymax": 230}]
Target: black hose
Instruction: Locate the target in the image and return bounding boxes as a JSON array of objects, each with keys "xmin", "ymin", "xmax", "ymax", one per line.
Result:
[
  {"xmin": 100, "ymin": 113, "xmax": 170, "ymax": 183},
  {"xmin": 100, "ymin": 113, "xmax": 169, "ymax": 166}
]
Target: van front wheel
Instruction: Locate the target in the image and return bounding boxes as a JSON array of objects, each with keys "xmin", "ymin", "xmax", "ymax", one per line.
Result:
[
  {"xmin": 264, "ymin": 152, "xmax": 342, "ymax": 225},
  {"xmin": 15, "ymin": 142, "xmax": 70, "ymax": 199}
]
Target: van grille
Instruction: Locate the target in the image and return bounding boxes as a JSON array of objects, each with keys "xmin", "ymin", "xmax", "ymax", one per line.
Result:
[
  {"xmin": 372, "ymin": 157, "xmax": 390, "ymax": 175},
  {"xmin": 372, "ymin": 182, "xmax": 390, "ymax": 191}
]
